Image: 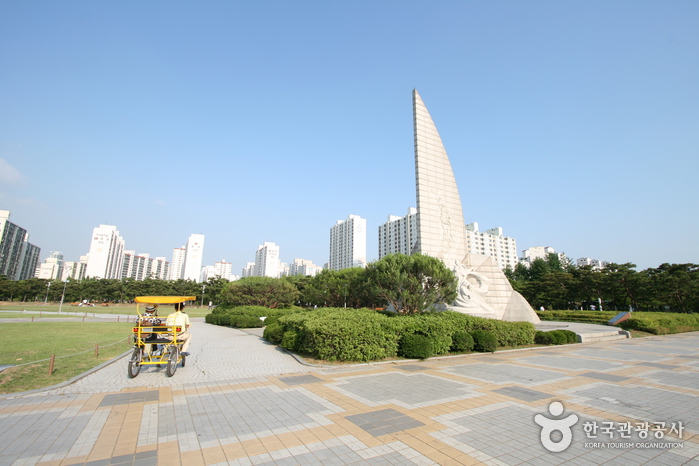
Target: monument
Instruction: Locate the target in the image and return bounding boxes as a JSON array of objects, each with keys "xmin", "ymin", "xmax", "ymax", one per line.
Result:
[{"xmin": 412, "ymin": 89, "xmax": 540, "ymax": 324}]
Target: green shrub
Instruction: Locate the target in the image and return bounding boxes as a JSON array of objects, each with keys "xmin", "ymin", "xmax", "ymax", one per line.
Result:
[
  {"xmin": 278, "ymin": 308, "xmax": 401, "ymax": 362},
  {"xmin": 281, "ymin": 330, "xmax": 299, "ymax": 351},
  {"xmin": 618, "ymin": 313, "xmax": 699, "ymax": 335},
  {"xmin": 399, "ymin": 334, "xmax": 435, "ymax": 359},
  {"xmin": 534, "ymin": 331, "xmax": 555, "ymax": 345},
  {"xmin": 263, "ymin": 322, "xmax": 284, "ymax": 344},
  {"xmin": 394, "ymin": 313, "xmax": 453, "ymax": 355},
  {"xmin": 549, "ymin": 330, "xmax": 568, "ymax": 345},
  {"xmin": 451, "ymin": 331, "xmax": 474, "ymax": 352},
  {"xmin": 231, "ymin": 315, "xmax": 266, "ymax": 328},
  {"xmin": 559, "ymin": 329, "xmax": 578, "ymax": 343},
  {"xmin": 471, "ymin": 330, "xmax": 497, "ymax": 353}
]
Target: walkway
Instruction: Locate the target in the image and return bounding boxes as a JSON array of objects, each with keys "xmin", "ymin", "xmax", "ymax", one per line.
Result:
[{"xmin": 0, "ymin": 320, "xmax": 697, "ymax": 465}]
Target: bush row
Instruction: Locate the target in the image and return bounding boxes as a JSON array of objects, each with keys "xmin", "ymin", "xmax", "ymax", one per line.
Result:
[
  {"xmin": 205, "ymin": 305, "xmax": 304, "ymax": 328},
  {"xmin": 262, "ymin": 308, "xmax": 538, "ymax": 362},
  {"xmin": 617, "ymin": 312, "xmax": 699, "ymax": 335},
  {"xmin": 534, "ymin": 330, "xmax": 578, "ymax": 345}
]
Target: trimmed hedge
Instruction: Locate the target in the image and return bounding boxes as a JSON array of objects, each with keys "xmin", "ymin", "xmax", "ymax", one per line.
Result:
[
  {"xmin": 399, "ymin": 334, "xmax": 435, "ymax": 359},
  {"xmin": 451, "ymin": 331, "xmax": 474, "ymax": 352},
  {"xmin": 206, "ymin": 305, "xmax": 304, "ymax": 327},
  {"xmin": 535, "ymin": 330, "xmax": 578, "ymax": 345},
  {"xmin": 618, "ymin": 313, "xmax": 699, "ymax": 335},
  {"xmin": 471, "ymin": 330, "xmax": 498, "ymax": 353}
]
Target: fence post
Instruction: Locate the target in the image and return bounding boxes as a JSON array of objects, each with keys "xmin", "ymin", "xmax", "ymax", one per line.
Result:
[
  {"xmin": 95, "ymin": 343, "xmax": 99, "ymax": 358},
  {"xmin": 48, "ymin": 354, "xmax": 55, "ymax": 375},
  {"xmin": 32, "ymin": 316, "xmax": 34, "ymax": 322}
]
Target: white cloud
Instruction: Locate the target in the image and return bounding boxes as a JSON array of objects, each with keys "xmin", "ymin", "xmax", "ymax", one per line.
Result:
[{"xmin": 0, "ymin": 159, "xmax": 25, "ymax": 185}]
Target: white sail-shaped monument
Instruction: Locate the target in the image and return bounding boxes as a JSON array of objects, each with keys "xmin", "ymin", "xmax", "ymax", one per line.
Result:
[{"xmin": 412, "ymin": 89, "xmax": 540, "ymax": 323}]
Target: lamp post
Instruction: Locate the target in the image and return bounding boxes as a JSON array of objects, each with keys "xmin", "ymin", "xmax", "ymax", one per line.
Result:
[
  {"xmin": 201, "ymin": 284, "xmax": 206, "ymax": 307},
  {"xmin": 44, "ymin": 281, "xmax": 51, "ymax": 305},
  {"xmin": 58, "ymin": 279, "xmax": 68, "ymax": 313}
]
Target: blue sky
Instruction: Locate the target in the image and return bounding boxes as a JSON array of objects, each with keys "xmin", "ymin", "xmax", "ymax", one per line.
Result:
[{"xmin": 1, "ymin": 0, "xmax": 697, "ymax": 273}]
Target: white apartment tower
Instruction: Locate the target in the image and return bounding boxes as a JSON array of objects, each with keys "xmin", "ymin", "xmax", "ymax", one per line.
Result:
[
  {"xmin": 378, "ymin": 207, "xmax": 418, "ymax": 258},
  {"xmin": 289, "ymin": 258, "xmax": 321, "ymax": 277},
  {"xmin": 253, "ymin": 242, "xmax": 281, "ymax": 278},
  {"xmin": 182, "ymin": 234, "xmax": 205, "ymax": 282},
  {"xmin": 85, "ymin": 225, "xmax": 125, "ymax": 279},
  {"xmin": 465, "ymin": 223, "xmax": 518, "ymax": 271},
  {"xmin": 36, "ymin": 251, "xmax": 64, "ymax": 280},
  {"xmin": 169, "ymin": 247, "xmax": 186, "ymax": 280},
  {"xmin": 329, "ymin": 214, "xmax": 367, "ymax": 271},
  {"xmin": 520, "ymin": 246, "xmax": 567, "ymax": 267}
]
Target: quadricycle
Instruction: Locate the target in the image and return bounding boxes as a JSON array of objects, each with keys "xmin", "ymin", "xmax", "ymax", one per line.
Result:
[{"xmin": 127, "ymin": 296, "xmax": 195, "ymax": 378}]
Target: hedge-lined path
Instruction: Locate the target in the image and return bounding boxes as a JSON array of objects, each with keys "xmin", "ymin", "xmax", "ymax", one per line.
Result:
[{"xmin": 1, "ymin": 322, "xmax": 698, "ymax": 465}]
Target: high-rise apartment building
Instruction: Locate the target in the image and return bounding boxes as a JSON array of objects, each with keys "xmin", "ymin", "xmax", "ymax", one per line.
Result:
[
  {"xmin": 123, "ymin": 252, "xmax": 170, "ymax": 280},
  {"xmin": 168, "ymin": 234, "xmax": 205, "ymax": 282},
  {"xmin": 465, "ymin": 223, "xmax": 518, "ymax": 270},
  {"xmin": 169, "ymin": 247, "xmax": 186, "ymax": 280},
  {"xmin": 519, "ymin": 246, "xmax": 567, "ymax": 268},
  {"xmin": 253, "ymin": 242, "xmax": 281, "ymax": 278},
  {"xmin": 201, "ymin": 260, "xmax": 235, "ymax": 281},
  {"xmin": 289, "ymin": 258, "xmax": 322, "ymax": 277},
  {"xmin": 36, "ymin": 251, "xmax": 64, "ymax": 280},
  {"xmin": 378, "ymin": 207, "xmax": 418, "ymax": 259},
  {"xmin": 0, "ymin": 210, "xmax": 40, "ymax": 280},
  {"xmin": 84, "ymin": 225, "xmax": 125, "ymax": 279},
  {"xmin": 182, "ymin": 234, "xmax": 205, "ymax": 282},
  {"xmin": 329, "ymin": 215, "xmax": 367, "ymax": 271},
  {"xmin": 576, "ymin": 257, "xmax": 608, "ymax": 270}
]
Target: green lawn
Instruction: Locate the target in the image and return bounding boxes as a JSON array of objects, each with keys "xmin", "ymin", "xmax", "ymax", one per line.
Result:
[
  {"xmin": 0, "ymin": 321, "xmax": 135, "ymax": 394},
  {"xmin": 0, "ymin": 301, "xmax": 211, "ymax": 318}
]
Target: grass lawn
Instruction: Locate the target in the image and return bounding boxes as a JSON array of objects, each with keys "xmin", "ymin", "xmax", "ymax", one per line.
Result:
[
  {"xmin": 0, "ymin": 322, "xmax": 135, "ymax": 394},
  {"xmin": 0, "ymin": 301, "xmax": 212, "ymax": 318}
]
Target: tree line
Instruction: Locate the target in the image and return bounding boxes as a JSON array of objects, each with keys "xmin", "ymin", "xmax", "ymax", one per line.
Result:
[
  {"xmin": 505, "ymin": 254, "xmax": 699, "ymax": 313},
  {"xmin": 0, "ymin": 275, "xmax": 230, "ymax": 306},
  {"xmin": 1, "ymin": 253, "xmax": 696, "ymax": 313}
]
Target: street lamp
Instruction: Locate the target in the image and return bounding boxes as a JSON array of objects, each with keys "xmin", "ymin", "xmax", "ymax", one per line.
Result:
[
  {"xmin": 201, "ymin": 284, "xmax": 206, "ymax": 307},
  {"xmin": 44, "ymin": 281, "xmax": 51, "ymax": 305},
  {"xmin": 58, "ymin": 279, "xmax": 68, "ymax": 313}
]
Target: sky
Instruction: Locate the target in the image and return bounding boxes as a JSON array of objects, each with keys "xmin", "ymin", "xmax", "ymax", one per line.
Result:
[{"xmin": 1, "ymin": 0, "xmax": 697, "ymax": 274}]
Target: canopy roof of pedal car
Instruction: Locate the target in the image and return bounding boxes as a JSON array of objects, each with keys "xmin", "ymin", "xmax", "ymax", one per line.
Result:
[{"xmin": 134, "ymin": 296, "xmax": 197, "ymax": 304}]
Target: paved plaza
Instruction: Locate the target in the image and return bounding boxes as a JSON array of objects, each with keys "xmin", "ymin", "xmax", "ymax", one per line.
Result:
[{"xmin": 0, "ymin": 318, "xmax": 698, "ymax": 465}]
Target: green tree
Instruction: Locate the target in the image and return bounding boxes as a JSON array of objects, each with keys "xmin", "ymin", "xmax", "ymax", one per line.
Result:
[
  {"xmin": 365, "ymin": 253, "xmax": 457, "ymax": 315},
  {"xmin": 220, "ymin": 277, "xmax": 299, "ymax": 308}
]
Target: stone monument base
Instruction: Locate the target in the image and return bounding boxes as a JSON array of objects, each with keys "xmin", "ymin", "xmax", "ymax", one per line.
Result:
[{"xmin": 448, "ymin": 253, "xmax": 540, "ymax": 324}]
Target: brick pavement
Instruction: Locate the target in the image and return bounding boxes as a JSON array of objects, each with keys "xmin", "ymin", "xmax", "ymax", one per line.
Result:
[{"xmin": 0, "ymin": 320, "xmax": 698, "ymax": 465}]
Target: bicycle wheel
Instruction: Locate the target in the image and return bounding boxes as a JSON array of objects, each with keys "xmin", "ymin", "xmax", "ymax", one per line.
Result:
[
  {"xmin": 166, "ymin": 347, "xmax": 179, "ymax": 377},
  {"xmin": 127, "ymin": 348, "xmax": 142, "ymax": 378}
]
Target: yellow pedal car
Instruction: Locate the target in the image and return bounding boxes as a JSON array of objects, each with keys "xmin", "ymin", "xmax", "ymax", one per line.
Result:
[{"xmin": 128, "ymin": 296, "xmax": 195, "ymax": 378}]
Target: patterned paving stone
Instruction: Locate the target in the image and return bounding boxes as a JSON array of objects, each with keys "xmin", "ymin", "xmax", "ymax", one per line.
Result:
[
  {"xmin": 395, "ymin": 364, "xmax": 430, "ymax": 372},
  {"xmin": 99, "ymin": 390, "xmax": 159, "ymax": 407},
  {"xmin": 518, "ymin": 355, "xmax": 626, "ymax": 372},
  {"xmin": 345, "ymin": 408, "xmax": 425, "ymax": 436},
  {"xmin": 140, "ymin": 385, "xmax": 345, "ymax": 452},
  {"xmin": 562, "ymin": 382, "xmax": 699, "ymax": 433},
  {"xmin": 580, "ymin": 372, "xmax": 631, "ymax": 383},
  {"xmin": 219, "ymin": 435, "xmax": 437, "ymax": 466},
  {"xmin": 278, "ymin": 374, "xmax": 324, "ymax": 385},
  {"xmin": 634, "ymin": 370, "xmax": 699, "ymax": 391},
  {"xmin": 493, "ymin": 386, "xmax": 554, "ymax": 402},
  {"xmin": 327, "ymin": 372, "xmax": 482, "ymax": 408},
  {"xmin": 444, "ymin": 363, "xmax": 570, "ymax": 386},
  {"xmin": 572, "ymin": 349, "xmax": 671, "ymax": 362}
]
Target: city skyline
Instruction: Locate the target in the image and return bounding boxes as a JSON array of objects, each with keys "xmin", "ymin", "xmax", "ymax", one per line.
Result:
[{"xmin": 1, "ymin": 2, "xmax": 697, "ymax": 273}]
